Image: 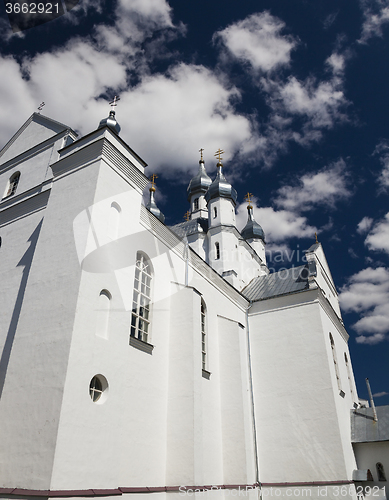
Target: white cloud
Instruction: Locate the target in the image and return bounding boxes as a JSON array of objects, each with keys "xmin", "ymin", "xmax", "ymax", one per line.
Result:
[
  {"xmin": 215, "ymin": 12, "xmax": 296, "ymax": 73},
  {"xmin": 274, "ymin": 159, "xmax": 351, "ymax": 212},
  {"xmin": 357, "ymin": 216, "xmax": 374, "ymax": 235},
  {"xmin": 365, "ymin": 213, "xmax": 389, "ymax": 253},
  {"xmin": 373, "ymin": 140, "xmax": 389, "ymax": 191},
  {"xmin": 339, "ymin": 267, "xmax": 389, "ymax": 344},
  {"xmin": 373, "ymin": 391, "xmax": 389, "ymax": 397},
  {"xmin": 359, "ymin": 0, "xmax": 389, "ymax": 43}
]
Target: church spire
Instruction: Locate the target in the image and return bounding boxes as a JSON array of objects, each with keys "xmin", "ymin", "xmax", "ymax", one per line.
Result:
[
  {"xmin": 146, "ymin": 174, "xmax": 165, "ymax": 223},
  {"xmin": 241, "ymin": 193, "xmax": 265, "ymax": 241},
  {"xmin": 187, "ymin": 149, "xmax": 212, "ymax": 201}
]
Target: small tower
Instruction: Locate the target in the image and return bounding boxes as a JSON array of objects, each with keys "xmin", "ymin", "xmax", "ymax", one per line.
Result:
[
  {"xmin": 146, "ymin": 174, "xmax": 165, "ymax": 223},
  {"xmin": 241, "ymin": 193, "xmax": 266, "ymax": 264},
  {"xmin": 205, "ymin": 149, "xmax": 239, "ymax": 286},
  {"xmin": 187, "ymin": 148, "xmax": 212, "ymax": 220}
]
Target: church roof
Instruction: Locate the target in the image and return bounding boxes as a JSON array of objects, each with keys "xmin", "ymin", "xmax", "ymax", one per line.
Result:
[
  {"xmin": 351, "ymin": 405, "xmax": 389, "ymax": 443},
  {"xmin": 170, "ymin": 218, "xmax": 208, "ymax": 238},
  {"xmin": 187, "ymin": 159, "xmax": 212, "ymax": 201},
  {"xmin": 242, "ymin": 264, "xmax": 315, "ymax": 301}
]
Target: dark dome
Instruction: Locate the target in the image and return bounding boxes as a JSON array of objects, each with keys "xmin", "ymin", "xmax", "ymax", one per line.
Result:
[
  {"xmin": 241, "ymin": 207, "xmax": 265, "ymax": 241},
  {"xmin": 187, "ymin": 160, "xmax": 212, "ymax": 201},
  {"xmin": 98, "ymin": 111, "xmax": 121, "ymax": 135},
  {"xmin": 205, "ymin": 163, "xmax": 237, "ymax": 204}
]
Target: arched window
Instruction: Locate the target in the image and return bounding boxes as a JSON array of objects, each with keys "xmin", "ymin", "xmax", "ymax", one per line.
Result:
[
  {"xmin": 201, "ymin": 300, "xmax": 207, "ymax": 370},
  {"xmin": 3, "ymin": 171, "xmax": 20, "ymax": 198},
  {"xmin": 96, "ymin": 290, "xmax": 111, "ymax": 339},
  {"xmin": 215, "ymin": 242, "xmax": 220, "ymax": 260},
  {"xmin": 213, "ymin": 206, "xmax": 217, "ymax": 218},
  {"xmin": 194, "ymin": 198, "xmax": 199, "ymax": 211},
  {"xmin": 330, "ymin": 333, "xmax": 342, "ymax": 393},
  {"xmin": 377, "ymin": 462, "xmax": 387, "ymax": 481},
  {"xmin": 131, "ymin": 253, "xmax": 152, "ymax": 343}
]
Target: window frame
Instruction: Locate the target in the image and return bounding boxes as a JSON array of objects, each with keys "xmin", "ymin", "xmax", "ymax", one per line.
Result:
[
  {"xmin": 130, "ymin": 252, "xmax": 153, "ymax": 344},
  {"xmin": 3, "ymin": 171, "xmax": 21, "ymax": 199}
]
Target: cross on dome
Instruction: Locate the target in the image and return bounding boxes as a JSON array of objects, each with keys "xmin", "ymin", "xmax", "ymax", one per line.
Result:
[
  {"xmin": 244, "ymin": 192, "xmax": 253, "ymax": 207},
  {"xmin": 199, "ymin": 148, "xmax": 204, "ymax": 161},
  {"xmin": 214, "ymin": 148, "xmax": 225, "ymax": 163},
  {"xmin": 109, "ymin": 96, "xmax": 120, "ymax": 110},
  {"xmin": 150, "ymin": 174, "xmax": 158, "ymax": 187},
  {"xmin": 184, "ymin": 210, "xmax": 191, "ymax": 221},
  {"xmin": 37, "ymin": 102, "xmax": 45, "ymax": 113}
]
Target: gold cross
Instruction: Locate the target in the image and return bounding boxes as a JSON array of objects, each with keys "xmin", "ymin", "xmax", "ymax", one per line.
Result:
[
  {"xmin": 214, "ymin": 148, "xmax": 225, "ymax": 162},
  {"xmin": 150, "ymin": 174, "xmax": 158, "ymax": 186},
  {"xmin": 315, "ymin": 232, "xmax": 318, "ymax": 244},
  {"xmin": 109, "ymin": 95, "xmax": 120, "ymax": 110},
  {"xmin": 199, "ymin": 148, "xmax": 204, "ymax": 161},
  {"xmin": 244, "ymin": 192, "xmax": 253, "ymax": 205},
  {"xmin": 184, "ymin": 211, "xmax": 191, "ymax": 221},
  {"xmin": 37, "ymin": 102, "xmax": 45, "ymax": 113}
]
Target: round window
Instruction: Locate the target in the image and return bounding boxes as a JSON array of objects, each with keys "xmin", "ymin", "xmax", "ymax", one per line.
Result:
[{"xmin": 89, "ymin": 375, "xmax": 108, "ymax": 403}]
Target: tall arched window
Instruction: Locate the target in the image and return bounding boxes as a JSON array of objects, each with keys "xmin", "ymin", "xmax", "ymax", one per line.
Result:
[
  {"xmin": 194, "ymin": 198, "xmax": 199, "ymax": 211},
  {"xmin": 201, "ymin": 300, "xmax": 207, "ymax": 370},
  {"xmin": 96, "ymin": 290, "xmax": 111, "ymax": 339},
  {"xmin": 213, "ymin": 206, "xmax": 217, "ymax": 218},
  {"xmin": 330, "ymin": 333, "xmax": 342, "ymax": 393},
  {"xmin": 377, "ymin": 463, "xmax": 387, "ymax": 481},
  {"xmin": 131, "ymin": 253, "xmax": 152, "ymax": 343},
  {"xmin": 3, "ymin": 171, "xmax": 20, "ymax": 198}
]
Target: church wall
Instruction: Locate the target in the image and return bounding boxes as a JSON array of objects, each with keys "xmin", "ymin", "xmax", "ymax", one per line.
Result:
[
  {"xmin": 0, "ymin": 154, "xmax": 101, "ymax": 489},
  {"xmin": 319, "ymin": 305, "xmax": 359, "ymax": 478},
  {"xmin": 249, "ymin": 290, "xmax": 350, "ymax": 484},
  {"xmin": 353, "ymin": 441, "xmax": 389, "ymax": 498}
]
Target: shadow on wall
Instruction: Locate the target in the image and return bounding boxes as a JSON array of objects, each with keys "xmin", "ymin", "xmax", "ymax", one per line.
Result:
[{"xmin": 0, "ymin": 219, "xmax": 43, "ymax": 399}]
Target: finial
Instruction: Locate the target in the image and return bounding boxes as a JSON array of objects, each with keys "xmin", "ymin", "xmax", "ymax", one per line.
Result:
[
  {"xmin": 149, "ymin": 174, "xmax": 158, "ymax": 192},
  {"xmin": 244, "ymin": 192, "xmax": 253, "ymax": 208},
  {"xmin": 109, "ymin": 95, "xmax": 120, "ymax": 111},
  {"xmin": 199, "ymin": 148, "xmax": 204, "ymax": 161},
  {"xmin": 184, "ymin": 210, "xmax": 191, "ymax": 221},
  {"xmin": 315, "ymin": 232, "xmax": 318, "ymax": 244},
  {"xmin": 214, "ymin": 148, "xmax": 225, "ymax": 164},
  {"xmin": 37, "ymin": 102, "xmax": 45, "ymax": 113}
]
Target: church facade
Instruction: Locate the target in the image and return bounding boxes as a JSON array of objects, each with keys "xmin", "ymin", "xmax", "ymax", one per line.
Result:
[{"xmin": 0, "ymin": 111, "xmax": 387, "ymax": 500}]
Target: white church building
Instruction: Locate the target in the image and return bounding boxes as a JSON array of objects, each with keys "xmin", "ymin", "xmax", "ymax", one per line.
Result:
[{"xmin": 0, "ymin": 109, "xmax": 388, "ymax": 500}]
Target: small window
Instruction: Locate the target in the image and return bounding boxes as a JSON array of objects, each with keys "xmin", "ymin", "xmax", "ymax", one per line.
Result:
[
  {"xmin": 89, "ymin": 375, "xmax": 108, "ymax": 403},
  {"xmin": 194, "ymin": 198, "xmax": 199, "ymax": 211},
  {"xmin": 215, "ymin": 242, "xmax": 220, "ymax": 260},
  {"xmin": 213, "ymin": 206, "xmax": 217, "ymax": 218},
  {"xmin": 96, "ymin": 290, "xmax": 111, "ymax": 339},
  {"xmin": 344, "ymin": 353, "xmax": 355, "ymax": 400},
  {"xmin": 377, "ymin": 462, "xmax": 387, "ymax": 481},
  {"xmin": 131, "ymin": 252, "xmax": 153, "ymax": 343},
  {"xmin": 3, "ymin": 172, "xmax": 20, "ymax": 198},
  {"xmin": 108, "ymin": 202, "xmax": 121, "ymax": 240}
]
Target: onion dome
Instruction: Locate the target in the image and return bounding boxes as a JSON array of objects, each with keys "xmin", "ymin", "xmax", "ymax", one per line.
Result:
[
  {"xmin": 205, "ymin": 159, "xmax": 237, "ymax": 205},
  {"xmin": 146, "ymin": 175, "xmax": 165, "ymax": 223},
  {"xmin": 241, "ymin": 204, "xmax": 265, "ymax": 242},
  {"xmin": 187, "ymin": 150, "xmax": 212, "ymax": 201},
  {"xmin": 98, "ymin": 110, "xmax": 121, "ymax": 135}
]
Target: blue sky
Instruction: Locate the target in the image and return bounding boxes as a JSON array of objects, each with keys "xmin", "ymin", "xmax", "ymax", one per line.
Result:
[{"xmin": 0, "ymin": 0, "xmax": 388, "ymax": 404}]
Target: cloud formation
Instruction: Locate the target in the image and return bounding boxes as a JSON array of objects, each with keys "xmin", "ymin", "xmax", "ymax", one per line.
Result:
[
  {"xmin": 357, "ymin": 216, "xmax": 374, "ymax": 235},
  {"xmin": 339, "ymin": 267, "xmax": 389, "ymax": 344},
  {"xmin": 359, "ymin": 0, "xmax": 389, "ymax": 43},
  {"xmin": 215, "ymin": 12, "xmax": 296, "ymax": 73},
  {"xmin": 365, "ymin": 213, "xmax": 389, "ymax": 254},
  {"xmin": 274, "ymin": 159, "xmax": 351, "ymax": 212}
]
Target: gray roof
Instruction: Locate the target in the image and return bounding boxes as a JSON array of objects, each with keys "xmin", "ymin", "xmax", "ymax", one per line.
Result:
[
  {"xmin": 242, "ymin": 264, "xmax": 315, "ymax": 301},
  {"xmin": 170, "ymin": 218, "xmax": 208, "ymax": 239},
  {"xmin": 351, "ymin": 405, "xmax": 389, "ymax": 443}
]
